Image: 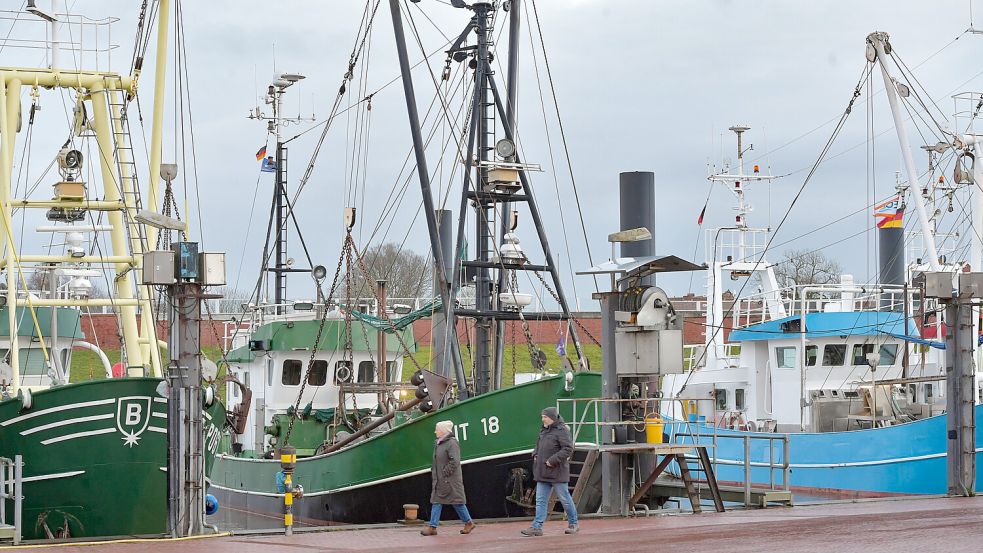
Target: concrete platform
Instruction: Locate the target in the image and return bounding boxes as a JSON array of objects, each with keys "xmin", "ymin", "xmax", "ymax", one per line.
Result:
[{"xmin": 9, "ymin": 496, "xmax": 983, "ymax": 552}]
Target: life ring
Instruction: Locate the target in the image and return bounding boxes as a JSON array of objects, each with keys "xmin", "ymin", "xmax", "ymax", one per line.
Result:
[{"xmin": 336, "ymin": 364, "xmax": 352, "ymax": 383}]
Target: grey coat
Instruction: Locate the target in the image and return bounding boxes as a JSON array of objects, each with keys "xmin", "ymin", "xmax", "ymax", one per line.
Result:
[
  {"xmin": 532, "ymin": 419, "xmax": 574, "ymax": 483},
  {"xmin": 430, "ymin": 435, "xmax": 467, "ymax": 505}
]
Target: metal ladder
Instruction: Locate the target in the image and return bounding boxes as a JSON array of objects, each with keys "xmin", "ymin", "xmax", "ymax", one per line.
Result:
[
  {"xmin": 106, "ymin": 92, "xmax": 149, "ymax": 255},
  {"xmin": 275, "ymin": 146, "xmax": 289, "ymax": 307},
  {"xmin": 0, "ymin": 456, "xmax": 23, "ymax": 545}
]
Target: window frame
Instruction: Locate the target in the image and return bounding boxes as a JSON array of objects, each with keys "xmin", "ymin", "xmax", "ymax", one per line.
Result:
[
  {"xmin": 805, "ymin": 345, "xmax": 818, "ymax": 367},
  {"xmin": 357, "ymin": 360, "xmax": 375, "ymax": 384},
  {"xmin": 775, "ymin": 346, "xmax": 797, "ymax": 369},
  {"xmin": 714, "ymin": 388, "xmax": 728, "ymax": 411},
  {"xmin": 852, "ymin": 343, "xmax": 875, "ymax": 366},
  {"xmin": 281, "ymin": 359, "xmax": 303, "ymax": 386},
  {"xmin": 307, "ymin": 360, "xmax": 328, "ymax": 386},
  {"xmin": 822, "ymin": 344, "xmax": 847, "ymax": 366},
  {"xmin": 878, "ymin": 344, "xmax": 899, "ymax": 366}
]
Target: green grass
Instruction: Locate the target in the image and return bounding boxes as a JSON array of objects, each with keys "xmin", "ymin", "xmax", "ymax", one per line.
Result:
[
  {"xmin": 401, "ymin": 343, "xmax": 602, "ymax": 386},
  {"xmin": 69, "ymin": 346, "xmax": 228, "ymax": 400}
]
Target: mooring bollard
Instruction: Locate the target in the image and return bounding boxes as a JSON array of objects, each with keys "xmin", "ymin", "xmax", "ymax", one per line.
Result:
[{"xmin": 279, "ymin": 445, "xmax": 297, "ymax": 535}]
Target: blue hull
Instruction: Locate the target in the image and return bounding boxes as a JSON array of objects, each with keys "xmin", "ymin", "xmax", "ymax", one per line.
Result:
[{"xmin": 670, "ymin": 405, "xmax": 983, "ymax": 496}]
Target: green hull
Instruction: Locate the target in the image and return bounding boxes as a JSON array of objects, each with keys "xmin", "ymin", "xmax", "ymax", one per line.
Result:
[
  {"xmin": 0, "ymin": 379, "xmax": 225, "ymax": 540},
  {"xmin": 212, "ymin": 372, "xmax": 601, "ymax": 524}
]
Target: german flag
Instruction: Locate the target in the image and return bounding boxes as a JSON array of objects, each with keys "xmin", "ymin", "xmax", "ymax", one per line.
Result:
[{"xmin": 255, "ymin": 145, "xmax": 267, "ymax": 161}]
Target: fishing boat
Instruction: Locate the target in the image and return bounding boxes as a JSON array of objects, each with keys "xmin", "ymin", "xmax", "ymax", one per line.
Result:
[
  {"xmin": 210, "ymin": 0, "xmax": 607, "ymax": 526},
  {"xmin": 0, "ymin": 1, "xmax": 226, "ymax": 540},
  {"xmin": 661, "ymin": 31, "xmax": 983, "ymax": 498}
]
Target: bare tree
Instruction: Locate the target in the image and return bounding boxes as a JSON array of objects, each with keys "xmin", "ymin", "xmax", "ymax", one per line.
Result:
[
  {"xmin": 344, "ymin": 243, "xmax": 433, "ymax": 301},
  {"xmin": 212, "ymin": 286, "xmax": 252, "ymax": 313},
  {"xmin": 773, "ymin": 248, "xmax": 843, "ymax": 288}
]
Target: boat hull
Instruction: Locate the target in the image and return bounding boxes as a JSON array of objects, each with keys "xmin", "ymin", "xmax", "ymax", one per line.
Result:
[
  {"xmin": 210, "ymin": 372, "xmax": 602, "ymax": 526},
  {"xmin": 0, "ymin": 378, "xmax": 226, "ymax": 540},
  {"xmin": 671, "ymin": 405, "xmax": 983, "ymax": 497}
]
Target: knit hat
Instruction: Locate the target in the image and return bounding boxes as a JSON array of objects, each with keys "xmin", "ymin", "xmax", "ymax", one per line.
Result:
[{"xmin": 541, "ymin": 406, "xmax": 560, "ymax": 422}]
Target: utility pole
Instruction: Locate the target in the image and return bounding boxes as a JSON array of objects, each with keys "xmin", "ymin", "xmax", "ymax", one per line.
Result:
[
  {"xmin": 166, "ymin": 276, "xmax": 204, "ymax": 537},
  {"xmin": 144, "ymin": 239, "xmax": 225, "ymax": 537}
]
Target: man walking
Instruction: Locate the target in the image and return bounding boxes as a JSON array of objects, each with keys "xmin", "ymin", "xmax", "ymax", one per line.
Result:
[
  {"xmin": 521, "ymin": 406, "xmax": 579, "ymax": 536},
  {"xmin": 422, "ymin": 420, "xmax": 476, "ymax": 536}
]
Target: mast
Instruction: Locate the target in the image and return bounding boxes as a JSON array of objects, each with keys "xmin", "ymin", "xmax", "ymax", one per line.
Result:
[
  {"xmin": 249, "ymin": 72, "xmax": 309, "ymax": 315},
  {"xmin": 703, "ymin": 126, "xmax": 782, "ymax": 372},
  {"xmin": 492, "ymin": 0, "xmax": 521, "ymax": 391},
  {"xmin": 388, "ymin": 0, "xmax": 469, "ymax": 397},
  {"xmin": 866, "ymin": 32, "xmax": 942, "ymax": 272},
  {"xmin": 389, "ymin": 0, "xmax": 584, "ymax": 397},
  {"xmin": 472, "ymin": 1, "xmax": 494, "ymax": 396}
]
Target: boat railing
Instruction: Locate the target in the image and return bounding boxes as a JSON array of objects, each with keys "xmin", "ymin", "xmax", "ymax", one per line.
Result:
[
  {"xmin": 729, "ymin": 283, "xmax": 910, "ymax": 329},
  {"xmin": 0, "ymin": 9, "xmax": 119, "ymax": 72},
  {"xmin": 558, "ymin": 396, "xmax": 718, "ymax": 452},
  {"xmin": 0, "ymin": 455, "xmax": 22, "ymax": 545},
  {"xmin": 706, "ymin": 228, "xmax": 770, "ymax": 268},
  {"xmin": 672, "ymin": 430, "xmax": 791, "ymax": 506}
]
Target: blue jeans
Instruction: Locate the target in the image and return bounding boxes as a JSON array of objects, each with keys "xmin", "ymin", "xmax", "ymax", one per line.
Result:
[
  {"xmin": 533, "ymin": 481, "xmax": 578, "ymax": 528},
  {"xmin": 428, "ymin": 503, "xmax": 472, "ymax": 527}
]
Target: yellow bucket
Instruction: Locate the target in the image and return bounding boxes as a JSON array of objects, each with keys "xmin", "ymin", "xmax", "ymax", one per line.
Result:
[{"xmin": 645, "ymin": 414, "xmax": 664, "ymax": 444}]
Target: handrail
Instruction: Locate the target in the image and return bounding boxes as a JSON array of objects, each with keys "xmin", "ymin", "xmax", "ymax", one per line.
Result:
[
  {"xmin": 0, "ymin": 455, "xmax": 22, "ymax": 545},
  {"xmin": 556, "ymin": 397, "xmax": 791, "ymax": 509},
  {"xmin": 673, "ymin": 430, "xmax": 791, "ymax": 507}
]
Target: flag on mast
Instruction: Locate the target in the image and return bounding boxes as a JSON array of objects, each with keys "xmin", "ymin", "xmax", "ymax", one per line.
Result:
[
  {"xmin": 873, "ymin": 195, "xmax": 903, "ymax": 228},
  {"xmin": 255, "ymin": 145, "xmax": 268, "ymax": 161}
]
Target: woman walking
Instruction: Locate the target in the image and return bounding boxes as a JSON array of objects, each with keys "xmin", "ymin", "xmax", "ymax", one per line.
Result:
[{"xmin": 422, "ymin": 420, "xmax": 476, "ymax": 536}]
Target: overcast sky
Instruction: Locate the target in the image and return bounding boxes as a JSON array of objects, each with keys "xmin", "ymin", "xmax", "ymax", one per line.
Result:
[{"xmin": 4, "ymin": 0, "xmax": 983, "ymax": 310}]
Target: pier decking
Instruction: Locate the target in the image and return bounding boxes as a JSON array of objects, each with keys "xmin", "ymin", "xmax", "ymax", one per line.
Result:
[{"xmin": 9, "ymin": 495, "xmax": 983, "ymax": 552}]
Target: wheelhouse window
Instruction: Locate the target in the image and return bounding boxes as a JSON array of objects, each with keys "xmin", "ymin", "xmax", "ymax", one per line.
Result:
[
  {"xmin": 805, "ymin": 345, "xmax": 818, "ymax": 367},
  {"xmin": 735, "ymin": 388, "xmax": 746, "ymax": 411},
  {"xmin": 281, "ymin": 360, "xmax": 302, "ymax": 386},
  {"xmin": 334, "ymin": 360, "xmax": 353, "ymax": 384},
  {"xmin": 775, "ymin": 346, "xmax": 796, "ymax": 369},
  {"xmin": 822, "ymin": 344, "xmax": 847, "ymax": 366},
  {"xmin": 878, "ymin": 344, "xmax": 899, "ymax": 366},
  {"xmin": 715, "ymin": 388, "xmax": 728, "ymax": 410},
  {"xmin": 852, "ymin": 344, "xmax": 875, "ymax": 366},
  {"xmin": 357, "ymin": 360, "xmax": 375, "ymax": 383},
  {"xmin": 308, "ymin": 360, "xmax": 328, "ymax": 386}
]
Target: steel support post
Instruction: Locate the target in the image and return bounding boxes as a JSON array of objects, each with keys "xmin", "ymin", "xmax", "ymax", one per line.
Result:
[
  {"xmin": 167, "ymin": 282, "xmax": 204, "ymax": 537},
  {"xmin": 599, "ymin": 292, "xmax": 623, "ymax": 514},
  {"xmin": 946, "ymin": 287, "xmax": 977, "ymax": 496}
]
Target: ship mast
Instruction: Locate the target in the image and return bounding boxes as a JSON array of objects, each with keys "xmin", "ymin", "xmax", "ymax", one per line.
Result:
[
  {"xmin": 389, "ymin": 0, "xmax": 584, "ymax": 397},
  {"xmin": 249, "ymin": 73, "xmax": 314, "ymax": 315},
  {"xmin": 704, "ymin": 126, "xmax": 783, "ymax": 371}
]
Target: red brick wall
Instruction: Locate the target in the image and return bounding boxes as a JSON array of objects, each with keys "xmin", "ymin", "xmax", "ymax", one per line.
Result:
[
  {"xmin": 410, "ymin": 316, "xmax": 603, "ymax": 346},
  {"xmin": 79, "ymin": 314, "xmax": 225, "ymax": 349},
  {"xmin": 78, "ymin": 313, "xmax": 719, "ymax": 350}
]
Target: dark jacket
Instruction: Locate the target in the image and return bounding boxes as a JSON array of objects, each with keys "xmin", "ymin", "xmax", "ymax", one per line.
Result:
[
  {"xmin": 430, "ymin": 434, "xmax": 467, "ymax": 505},
  {"xmin": 532, "ymin": 417, "xmax": 574, "ymax": 483}
]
